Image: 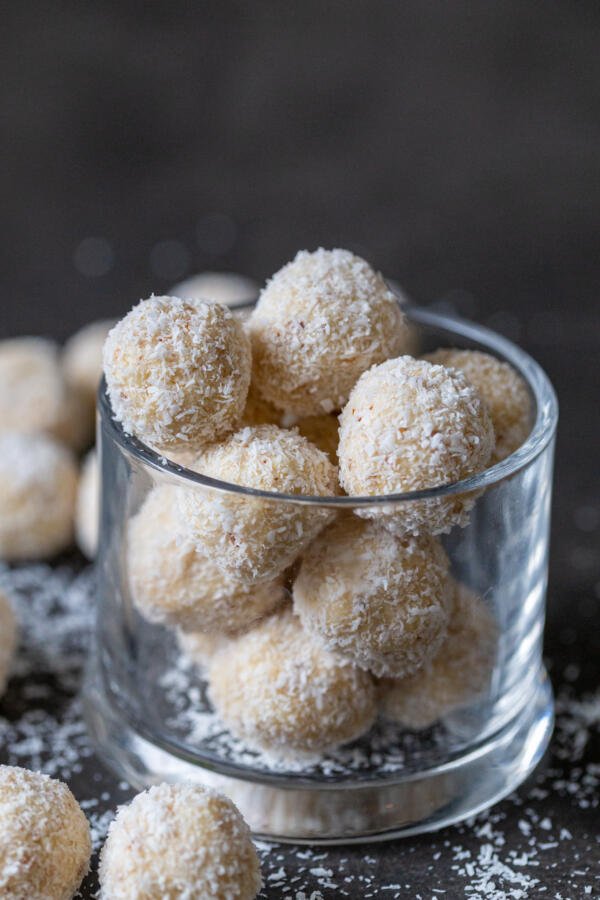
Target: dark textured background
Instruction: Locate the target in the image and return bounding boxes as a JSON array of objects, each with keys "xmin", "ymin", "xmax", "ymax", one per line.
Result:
[{"xmin": 0, "ymin": 2, "xmax": 598, "ymax": 895}]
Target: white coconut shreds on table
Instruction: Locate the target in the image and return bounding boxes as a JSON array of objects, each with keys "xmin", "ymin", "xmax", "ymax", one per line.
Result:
[
  {"xmin": 337, "ymin": 356, "xmax": 495, "ymax": 536},
  {"xmin": 248, "ymin": 248, "xmax": 410, "ymax": 417},
  {"xmin": 103, "ymin": 295, "xmax": 252, "ymax": 452},
  {"xmin": 0, "ymin": 563, "xmax": 598, "ymax": 898}
]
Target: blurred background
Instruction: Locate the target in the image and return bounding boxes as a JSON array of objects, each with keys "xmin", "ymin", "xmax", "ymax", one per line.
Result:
[{"xmin": 1, "ymin": 2, "xmax": 598, "ymax": 665}]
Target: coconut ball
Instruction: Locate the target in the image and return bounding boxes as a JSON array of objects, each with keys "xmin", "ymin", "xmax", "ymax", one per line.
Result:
[
  {"xmin": 75, "ymin": 449, "xmax": 99, "ymax": 559},
  {"xmin": 181, "ymin": 425, "xmax": 338, "ymax": 585},
  {"xmin": 63, "ymin": 319, "xmax": 115, "ymax": 425},
  {"xmin": 292, "ymin": 413, "xmax": 339, "ymax": 464},
  {"xmin": 248, "ymin": 248, "xmax": 410, "ymax": 416},
  {"xmin": 293, "ymin": 516, "xmax": 451, "ymax": 678},
  {"xmin": 171, "ymin": 271, "xmax": 258, "ymax": 308},
  {"xmin": 0, "ymin": 765, "xmax": 91, "ymax": 899},
  {"xmin": 178, "ymin": 629, "xmax": 229, "ymax": 671},
  {"xmin": 208, "ymin": 607, "xmax": 377, "ymax": 757},
  {"xmin": 0, "ymin": 432, "xmax": 78, "ymax": 561},
  {"xmin": 378, "ymin": 582, "xmax": 498, "ymax": 730},
  {"xmin": 424, "ymin": 348, "xmax": 532, "ymax": 463},
  {"xmin": 103, "ymin": 296, "xmax": 251, "ymax": 452},
  {"xmin": 0, "ymin": 337, "xmax": 88, "ymax": 450},
  {"xmin": 128, "ymin": 486, "xmax": 286, "ymax": 632},
  {"xmin": 0, "ymin": 591, "xmax": 17, "ymax": 699},
  {"xmin": 338, "ymin": 356, "xmax": 495, "ymax": 535},
  {"xmin": 99, "ymin": 782, "xmax": 261, "ymax": 900}
]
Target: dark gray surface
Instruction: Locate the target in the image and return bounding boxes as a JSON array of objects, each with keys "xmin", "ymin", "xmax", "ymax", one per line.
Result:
[{"xmin": 0, "ymin": 2, "xmax": 599, "ymax": 896}]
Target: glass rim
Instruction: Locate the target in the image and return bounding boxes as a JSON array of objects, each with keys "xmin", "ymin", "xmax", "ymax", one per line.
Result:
[{"xmin": 98, "ymin": 304, "xmax": 558, "ymax": 508}]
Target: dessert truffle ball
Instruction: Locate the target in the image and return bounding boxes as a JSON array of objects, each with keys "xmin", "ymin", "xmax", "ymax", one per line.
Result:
[
  {"xmin": 248, "ymin": 248, "xmax": 409, "ymax": 416},
  {"xmin": 128, "ymin": 486, "xmax": 286, "ymax": 632},
  {"xmin": 75, "ymin": 449, "xmax": 99, "ymax": 559},
  {"xmin": 171, "ymin": 271, "xmax": 258, "ymax": 308},
  {"xmin": 0, "ymin": 765, "xmax": 91, "ymax": 900},
  {"xmin": 181, "ymin": 425, "xmax": 338, "ymax": 584},
  {"xmin": 293, "ymin": 516, "xmax": 451, "ymax": 678},
  {"xmin": 424, "ymin": 348, "xmax": 532, "ymax": 463},
  {"xmin": 293, "ymin": 413, "xmax": 339, "ymax": 464},
  {"xmin": 99, "ymin": 782, "xmax": 261, "ymax": 900},
  {"xmin": 378, "ymin": 582, "xmax": 498, "ymax": 729},
  {"xmin": 338, "ymin": 357, "xmax": 495, "ymax": 535},
  {"xmin": 103, "ymin": 296, "xmax": 251, "ymax": 452},
  {"xmin": 0, "ymin": 337, "xmax": 88, "ymax": 450},
  {"xmin": 208, "ymin": 608, "xmax": 377, "ymax": 757},
  {"xmin": 0, "ymin": 432, "xmax": 78, "ymax": 561},
  {"xmin": 0, "ymin": 591, "xmax": 17, "ymax": 699},
  {"xmin": 63, "ymin": 319, "xmax": 115, "ymax": 424}
]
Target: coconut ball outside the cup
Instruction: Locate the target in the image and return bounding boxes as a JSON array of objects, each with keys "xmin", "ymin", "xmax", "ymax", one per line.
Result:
[
  {"xmin": 248, "ymin": 248, "xmax": 410, "ymax": 417},
  {"xmin": 424, "ymin": 348, "xmax": 532, "ymax": 463},
  {"xmin": 103, "ymin": 296, "xmax": 251, "ymax": 452},
  {"xmin": 338, "ymin": 356, "xmax": 495, "ymax": 536},
  {"xmin": 0, "ymin": 432, "xmax": 78, "ymax": 561},
  {"xmin": 208, "ymin": 607, "xmax": 377, "ymax": 758},
  {"xmin": 128, "ymin": 485, "xmax": 286, "ymax": 633},
  {"xmin": 98, "ymin": 782, "xmax": 261, "ymax": 900},
  {"xmin": 75, "ymin": 449, "xmax": 99, "ymax": 559},
  {"xmin": 171, "ymin": 271, "xmax": 259, "ymax": 309},
  {"xmin": 0, "ymin": 336, "xmax": 89, "ymax": 451},
  {"xmin": 63, "ymin": 318, "xmax": 115, "ymax": 426},
  {"xmin": 0, "ymin": 765, "xmax": 91, "ymax": 900},
  {"xmin": 378, "ymin": 582, "xmax": 498, "ymax": 730},
  {"xmin": 180, "ymin": 425, "xmax": 338, "ymax": 585},
  {"xmin": 0, "ymin": 591, "xmax": 17, "ymax": 699},
  {"xmin": 293, "ymin": 516, "xmax": 451, "ymax": 679}
]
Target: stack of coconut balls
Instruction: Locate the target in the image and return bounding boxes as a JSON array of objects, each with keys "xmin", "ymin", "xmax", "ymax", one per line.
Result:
[{"xmin": 102, "ymin": 248, "xmax": 532, "ymax": 759}]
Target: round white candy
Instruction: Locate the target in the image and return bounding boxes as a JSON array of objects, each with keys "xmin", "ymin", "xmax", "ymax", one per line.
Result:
[{"xmin": 99, "ymin": 782, "xmax": 261, "ymax": 900}]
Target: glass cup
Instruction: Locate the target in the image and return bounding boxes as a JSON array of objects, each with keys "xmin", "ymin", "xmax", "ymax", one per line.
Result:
[{"xmin": 84, "ymin": 305, "xmax": 558, "ymax": 843}]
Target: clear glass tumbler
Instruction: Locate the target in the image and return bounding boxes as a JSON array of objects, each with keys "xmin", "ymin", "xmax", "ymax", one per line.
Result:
[{"xmin": 84, "ymin": 306, "xmax": 558, "ymax": 843}]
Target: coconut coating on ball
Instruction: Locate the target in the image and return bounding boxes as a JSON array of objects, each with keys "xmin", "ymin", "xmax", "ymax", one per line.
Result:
[
  {"xmin": 99, "ymin": 782, "xmax": 261, "ymax": 900},
  {"xmin": 338, "ymin": 357, "xmax": 495, "ymax": 535},
  {"xmin": 248, "ymin": 248, "xmax": 409, "ymax": 416},
  {"xmin": 424, "ymin": 348, "xmax": 532, "ymax": 463},
  {"xmin": 378, "ymin": 582, "xmax": 498, "ymax": 729},
  {"xmin": 0, "ymin": 432, "xmax": 78, "ymax": 561},
  {"xmin": 75, "ymin": 449, "xmax": 99, "ymax": 559},
  {"xmin": 293, "ymin": 516, "xmax": 451, "ymax": 678},
  {"xmin": 128, "ymin": 486, "xmax": 286, "ymax": 633},
  {"xmin": 208, "ymin": 607, "xmax": 377, "ymax": 757},
  {"xmin": 0, "ymin": 765, "xmax": 91, "ymax": 900},
  {"xmin": 103, "ymin": 296, "xmax": 251, "ymax": 451},
  {"xmin": 0, "ymin": 337, "xmax": 88, "ymax": 450},
  {"xmin": 181, "ymin": 425, "xmax": 338, "ymax": 585},
  {"xmin": 0, "ymin": 591, "xmax": 17, "ymax": 699}
]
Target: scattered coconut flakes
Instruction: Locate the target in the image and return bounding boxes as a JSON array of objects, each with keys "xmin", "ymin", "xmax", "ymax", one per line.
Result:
[{"xmin": 0, "ymin": 561, "xmax": 598, "ymax": 900}]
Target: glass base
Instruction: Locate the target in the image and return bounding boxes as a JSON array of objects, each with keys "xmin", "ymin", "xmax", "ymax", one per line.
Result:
[{"xmin": 83, "ymin": 659, "xmax": 554, "ymax": 845}]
